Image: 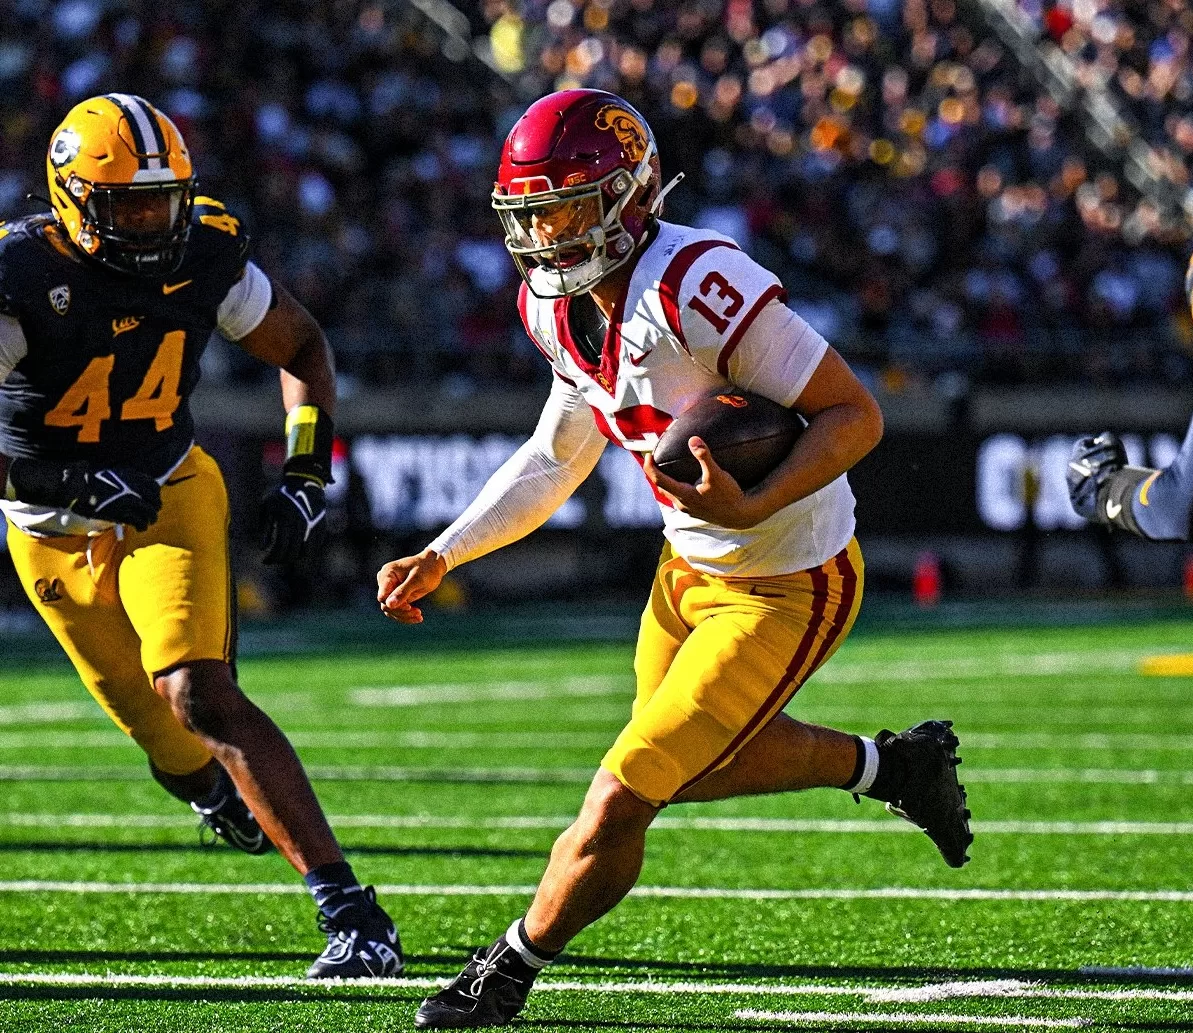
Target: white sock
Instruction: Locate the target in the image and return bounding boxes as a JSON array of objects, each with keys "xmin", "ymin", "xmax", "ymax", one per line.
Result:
[
  {"xmin": 505, "ymin": 918, "xmax": 553, "ymax": 970},
  {"xmin": 845, "ymin": 736, "xmax": 880, "ymax": 794}
]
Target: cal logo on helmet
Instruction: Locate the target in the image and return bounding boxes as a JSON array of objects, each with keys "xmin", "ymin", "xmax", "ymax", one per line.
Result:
[
  {"xmin": 48, "ymin": 285, "xmax": 71, "ymax": 316},
  {"xmin": 49, "ymin": 128, "xmax": 81, "ymax": 168}
]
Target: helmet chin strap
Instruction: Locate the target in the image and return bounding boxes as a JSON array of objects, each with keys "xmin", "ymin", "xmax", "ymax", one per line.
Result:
[{"xmin": 651, "ymin": 172, "xmax": 685, "ymax": 215}]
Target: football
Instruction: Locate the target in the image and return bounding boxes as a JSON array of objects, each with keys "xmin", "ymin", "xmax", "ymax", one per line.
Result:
[{"xmin": 652, "ymin": 389, "xmax": 805, "ymax": 490}]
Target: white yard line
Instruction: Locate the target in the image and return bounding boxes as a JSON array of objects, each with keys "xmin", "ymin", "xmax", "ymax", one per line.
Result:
[
  {"xmin": 3, "ymin": 764, "xmax": 1191, "ymax": 784},
  {"xmin": 0, "ymin": 972, "xmax": 1187, "ymax": 1004},
  {"xmin": 4, "ymin": 812, "xmax": 1193, "ymax": 836},
  {"xmin": 350, "ymin": 677, "xmax": 629, "ymax": 707},
  {"xmin": 3, "ymin": 728, "xmax": 1193, "ymax": 753},
  {"xmin": 0, "ymin": 880, "xmax": 1190, "ymax": 902},
  {"xmin": 0, "ymin": 702, "xmax": 97, "ymax": 726},
  {"xmin": 0, "ymin": 730, "xmax": 615, "ymax": 750},
  {"xmin": 869, "ymin": 979, "xmax": 1193, "ymax": 1002},
  {"xmin": 736, "ymin": 1009, "xmax": 1091, "ymax": 1028}
]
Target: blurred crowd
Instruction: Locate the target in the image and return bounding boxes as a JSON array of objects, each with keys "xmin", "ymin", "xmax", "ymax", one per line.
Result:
[{"xmin": 1, "ymin": 0, "xmax": 1192, "ymax": 393}]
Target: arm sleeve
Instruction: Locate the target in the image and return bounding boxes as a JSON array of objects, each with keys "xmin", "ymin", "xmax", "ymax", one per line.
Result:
[
  {"xmin": 427, "ymin": 376, "xmax": 607, "ymax": 569},
  {"xmin": 216, "ymin": 261, "xmax": 272, "ymax": 341},
  {"xmin": 1128, "ymin": 413, "xmax": 1193, "ymax": 541},
  {"xmin": 674, "ymin": 246, "xmax": 824, "ymax": 405},
  {"xmin": 0, "ymin": 314, "xmax": 28, "ymax": 384}
]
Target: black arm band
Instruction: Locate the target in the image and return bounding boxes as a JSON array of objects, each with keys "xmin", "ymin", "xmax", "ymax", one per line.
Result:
[
  {"xmin": 283, "ymin": 404, "xmax": 334, "ymax": 484},
  {"xmin": 7, "ymin": 457, "xmax": 79, "ymax": 507},
  {"xmin": 1095, "ymin": 465, "xmax": 1154, "ymax": 537}
]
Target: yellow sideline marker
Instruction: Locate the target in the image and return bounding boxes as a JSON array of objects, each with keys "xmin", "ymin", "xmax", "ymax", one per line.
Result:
[{"xmin": 1140, "ymin": 654, "xmax": 1193, "ymax": 677}]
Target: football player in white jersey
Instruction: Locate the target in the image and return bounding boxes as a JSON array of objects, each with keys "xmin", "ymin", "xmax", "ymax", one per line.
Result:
[{"xmin": 376, "ymin": 90, "xmax": 973, "ymax": 1029}]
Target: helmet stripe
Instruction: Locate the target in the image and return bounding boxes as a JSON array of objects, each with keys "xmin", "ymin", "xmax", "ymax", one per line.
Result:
[{"xmin": 104, "ymin": 93, "xmax": 161, "ymax": 169}]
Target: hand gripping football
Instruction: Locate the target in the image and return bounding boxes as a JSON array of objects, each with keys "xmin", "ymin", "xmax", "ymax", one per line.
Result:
[{"xmin": 652, "ymin": 390, "xmax": 804, "ymax": 490}]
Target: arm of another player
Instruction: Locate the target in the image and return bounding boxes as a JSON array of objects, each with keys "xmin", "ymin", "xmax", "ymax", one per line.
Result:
[
  {"xmin": 224, "ymin": 270, "xmax": 338, "ymax": 563},
  {"xmin": 1068, "ymin": 423, "xmax": 1193, "ymax": 541},
  {"xmin": 377, "ymin": 377, "xmax": 606, "ymax": 623},
  {"xmin": 1067, "ymin": 259, "xmax": 1193, "ymax": 541}
]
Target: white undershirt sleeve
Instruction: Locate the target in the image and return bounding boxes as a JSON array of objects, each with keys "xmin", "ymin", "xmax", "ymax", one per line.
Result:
[
  {"xmin": 216, "ymin": 261, "xmax": 273, "ymax": 341},
  {"xmin": 0, "ymin": 314, "xmax": 29, "ymax": 384},
  {"xmin": 428, "ymin": 376, "xmax": 607, "ymax": 570}
]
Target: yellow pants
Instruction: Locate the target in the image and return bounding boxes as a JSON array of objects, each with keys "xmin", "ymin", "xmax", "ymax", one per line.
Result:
[
  {"xmin": 6, "ymin": 446, "xmax": 234, "ymax": 776},
  {"xmin": 603, "ymin": 538, "xmax": 864, "ymax": 806}
]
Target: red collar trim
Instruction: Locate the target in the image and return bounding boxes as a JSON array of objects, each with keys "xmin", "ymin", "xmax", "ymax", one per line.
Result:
[{"xmin": 553, "ymin": 286, "xmax": 628, "ymax": 397}]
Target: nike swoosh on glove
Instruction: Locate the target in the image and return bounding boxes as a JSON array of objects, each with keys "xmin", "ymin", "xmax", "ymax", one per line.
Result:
[
  {"xmin": 1067, "ymin": 432, "xmax": 1127, "ymax": 521},
  {"xmin": 259, "ymin": 474, "xmax": 327, "ymax": 565},
  {"xmin": 68, "ymin": 465, "xmax": 162, "ymax": 531}
]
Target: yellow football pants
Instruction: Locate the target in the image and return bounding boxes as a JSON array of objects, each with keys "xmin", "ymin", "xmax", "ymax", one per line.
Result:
[
  {"xmin": 6, "ymin": 446, "xmax": 234, "ymax": 776},
  {"xmin": 603, "ymin": 537, "xmax": 864, "ymax": 806}
]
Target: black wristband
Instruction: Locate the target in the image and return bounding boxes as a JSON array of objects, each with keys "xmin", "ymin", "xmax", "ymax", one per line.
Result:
[
  {"xmin": 1096, "ymin": 465, "xmax": 1154, "ymax": 538},
  {"xmin": 8, "ymin": 458, "xmax": 81, "ymax": 507}
]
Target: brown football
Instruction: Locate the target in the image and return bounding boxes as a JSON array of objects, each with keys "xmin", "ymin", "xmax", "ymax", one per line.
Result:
[{"xmin": 652, "ymin": 390, "xmax": 804, "ymax": 490}]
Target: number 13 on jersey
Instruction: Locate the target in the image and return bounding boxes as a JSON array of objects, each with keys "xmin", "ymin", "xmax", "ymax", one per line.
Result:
[{"xmin": 44, "ymin": 331, "xmax": 186, "ymax": 443}]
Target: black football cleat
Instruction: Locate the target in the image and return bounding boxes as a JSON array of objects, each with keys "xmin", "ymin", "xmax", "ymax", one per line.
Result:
[
  {"xmin": 308, "ymin": 886, "xmax": 404, "ymax": 979},
  {"xmin": 415, "ymin": 937, "xmax": 535, "ymax": 1028},
  {"xmin": 191, "ymin": 774, "xmax": 273, "ymax": 855},
  {"xmin": 864, "ymin": 719, "xmax": 973, "ymax": 868}
]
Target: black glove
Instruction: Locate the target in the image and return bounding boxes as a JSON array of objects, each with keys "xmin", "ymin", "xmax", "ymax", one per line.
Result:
[
  {"xmin": 259, "ymin": 471, "xmax": 327, "ymax": 565},
  {"xmin": 8, "ymin": 458, "xmax": 162, "ymax": 531},
  {"xmin": 1067, "ymin": 432, "xmax": 1127, "ymax": 521}
]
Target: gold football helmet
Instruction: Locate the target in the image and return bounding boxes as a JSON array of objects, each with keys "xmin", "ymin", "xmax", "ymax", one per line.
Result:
[{"xmin": 46, "ymin": 94, "xmax": 196, "ymax": 276}]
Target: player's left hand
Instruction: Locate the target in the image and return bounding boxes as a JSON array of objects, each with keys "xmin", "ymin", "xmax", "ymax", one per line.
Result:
[
  {"xmin": 1067, "ymin": 432, "xmax": 1126, "ymax": 521},
  {"xmin": 644, "ymin": 436, "xmax": 766, "ymax": 529},
  {"xmin": 259, "ymin": 473, "xmax": 326, "ymax": 565}
]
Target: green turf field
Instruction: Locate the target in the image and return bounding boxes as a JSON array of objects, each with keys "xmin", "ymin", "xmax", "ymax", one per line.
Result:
[{"xmin": 1, "ymin": 614, "xmax": 1192, "ymax": 1032}]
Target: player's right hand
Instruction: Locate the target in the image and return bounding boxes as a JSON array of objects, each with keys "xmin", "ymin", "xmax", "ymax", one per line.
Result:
[
  {"xmin": 377, "ymin": 550, "xmax": 447, "ymax": 625},
  {"xmin": 1067, "ymin": 432, "xmax": 1127, "ymax": 521},
  {"xmin": 63, "ymin": 463, "xmax": 162, "ymax": 531}
]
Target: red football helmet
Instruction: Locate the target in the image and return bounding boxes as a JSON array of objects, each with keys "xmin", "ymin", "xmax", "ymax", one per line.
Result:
[{"xmin": 493, "ymin": 90, "xmax": 677, "ymax": 298}]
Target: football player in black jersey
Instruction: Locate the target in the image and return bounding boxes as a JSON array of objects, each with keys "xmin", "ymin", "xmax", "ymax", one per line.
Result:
[
  {"xmin": 0, "ymin": 94, "xmax": 400, "ymax": 978},
  {"xmin": 1067, "ymin": 256, "xmax": 1193, "ymax": 544}
]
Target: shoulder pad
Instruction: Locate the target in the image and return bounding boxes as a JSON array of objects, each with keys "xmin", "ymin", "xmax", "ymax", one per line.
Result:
[
  {"xmin": 0, "ymin": 215, "xmax": 66, "ymax": 316},
  {"xmin": 190, "ymin": 196, "xmax": 250, "ymax": 266}
]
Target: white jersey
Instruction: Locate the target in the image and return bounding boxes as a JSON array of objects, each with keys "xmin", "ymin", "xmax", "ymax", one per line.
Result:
[{"xmin": 518, "ymin": 220, "xmax": 856, "ymax": 577}]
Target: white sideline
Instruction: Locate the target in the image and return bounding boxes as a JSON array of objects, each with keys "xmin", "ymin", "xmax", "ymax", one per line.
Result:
[
  {"xmin": 0, "ymin": 972, "xmax": 1189, "ymax": 1004},
  {"xmin": 6, "ymin": 812, "xmax": 1193, "ymax": 836},
  {"xmin": 1, "ymin": 880, "xmax": 1192, "ymax": 902},
  {"xmin": 736, "ymin": 1009, "xmax": 1090, "ymax": 1028},
  {"xmin": 4, "ymin": 764, "xmax": 1193, "ymax": 784}
]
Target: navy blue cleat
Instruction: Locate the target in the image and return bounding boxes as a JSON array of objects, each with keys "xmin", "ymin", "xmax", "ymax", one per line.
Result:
[
  {"xmin": 308, "ymin": 886, "xmax": 404, "ymax": 979},
  {"xmin": 191, "ymin": 772, "xmax": 272, "ymax": 855}
]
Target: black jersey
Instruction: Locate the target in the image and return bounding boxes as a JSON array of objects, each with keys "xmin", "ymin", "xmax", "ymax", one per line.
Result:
[{"xmin": 0, "ymin": 199, "xmax": 250, "ymax": 478}]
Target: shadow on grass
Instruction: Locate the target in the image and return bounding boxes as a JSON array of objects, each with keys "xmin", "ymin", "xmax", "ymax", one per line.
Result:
[
  {"xmin": 524, "ymin": 1016, "xmax": 1193, "ymax": 1025},
  {"xmin": 552, "ymin": 953, "xmax": 1193, "ymax": 986},
  {"xmin": 0, "ymin": 950, "xmax": 444, "ymax": 965},
  {"xmin": 0, "ymin": 840, "xmax": 544, "ymax": 859},
  {"xmin": 0, "ymin": 985, "xmax": 424, "ymax": 1005}
]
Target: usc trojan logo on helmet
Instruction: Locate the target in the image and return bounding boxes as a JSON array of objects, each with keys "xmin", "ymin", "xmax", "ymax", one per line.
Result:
[
  {"xmin": 46, "ymin": 94, "xmax": 195, "ymax": 277},
  {"xmin": 594, "ymin": 105, "xmax": 648, "ymax": 163}
]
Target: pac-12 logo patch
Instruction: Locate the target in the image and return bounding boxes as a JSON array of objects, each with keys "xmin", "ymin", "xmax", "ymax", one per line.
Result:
[
  {"xmin": 49, "ymin": 128, "xmax": 82, "ymax": 168},
  {"xmin": 48, "ymin": 285, "xmax": 71, "ymax": 315},
  {"xmin": 34, "ymin": 578, "xmax": 63, "ymax": 604}
]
